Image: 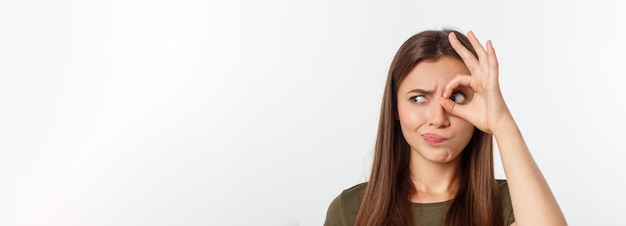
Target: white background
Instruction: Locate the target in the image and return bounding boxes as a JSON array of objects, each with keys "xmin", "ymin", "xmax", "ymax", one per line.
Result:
[{"xmin": 1, "ymin": 0, "xmax": 624, "ymax": 225}]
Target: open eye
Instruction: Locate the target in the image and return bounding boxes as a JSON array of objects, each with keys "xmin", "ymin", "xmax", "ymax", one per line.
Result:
[
  {"xmin": 411, "ymin": 95, "xmax": 428, "ymax": 104},
  {"xmin": 450, "ymin": 92, "xmax": 467, "ymax": 104}
]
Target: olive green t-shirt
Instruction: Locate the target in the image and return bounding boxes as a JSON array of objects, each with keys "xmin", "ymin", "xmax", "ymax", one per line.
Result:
[{"xmin": 324, "ymin": 180, "xmax": 515, "ymax": 226}]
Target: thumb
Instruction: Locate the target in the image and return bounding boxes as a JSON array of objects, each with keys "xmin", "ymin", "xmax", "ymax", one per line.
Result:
[{"xmin": 439, "ymin": 98, "xmax": 467, "ymax": 119}]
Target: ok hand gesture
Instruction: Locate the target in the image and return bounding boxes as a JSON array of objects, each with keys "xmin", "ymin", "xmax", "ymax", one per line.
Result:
[{"xmin": 439, "ymin": 31, "xmax": 513, "ymax": 135}]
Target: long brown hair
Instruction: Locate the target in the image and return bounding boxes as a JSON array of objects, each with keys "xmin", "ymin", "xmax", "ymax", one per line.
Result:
[{"xmin": 354, "ymin": 29, "xmax": 503, "ymax": 226}]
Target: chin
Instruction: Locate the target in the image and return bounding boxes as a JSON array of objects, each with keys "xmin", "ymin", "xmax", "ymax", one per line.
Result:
[
  {"xmin": 427, "ymin": 155, "xmax": 456, "ymax": 164},
  {"xmin": 414, "ymin": 147, "xmax": 462, "ymax": 164}
]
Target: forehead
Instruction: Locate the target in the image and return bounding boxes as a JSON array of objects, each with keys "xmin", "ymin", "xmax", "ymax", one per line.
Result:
[{"xmin": 398, "ymin": 57, "xmax": 470, "ymax": 91}]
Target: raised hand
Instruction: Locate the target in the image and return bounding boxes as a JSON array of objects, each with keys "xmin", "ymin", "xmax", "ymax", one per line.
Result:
[{"xmin": 439, "ymin": 31, "xmax": 512, "ymax": 135}]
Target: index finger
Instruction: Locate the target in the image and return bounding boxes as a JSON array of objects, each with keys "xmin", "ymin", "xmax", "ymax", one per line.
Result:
[{"xmin": 442, "ymin": 74, "xmax": 472, "ymax": 99}]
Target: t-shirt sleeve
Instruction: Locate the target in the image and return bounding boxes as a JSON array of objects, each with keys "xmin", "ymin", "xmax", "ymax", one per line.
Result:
[
  {"xmin": 498, "ymin": 180, "xmax": 516, "ymax": 225},
  {"xmin": 324, "ymin": 183, "xmax": 366, "ymax": 226},
  {"xmin": 507, "ymin": 206, "xmax": 516, "ymax": 226},
  {"xmin": 324, "ymin": 194, "xmax": 346, "ymax": 226}
]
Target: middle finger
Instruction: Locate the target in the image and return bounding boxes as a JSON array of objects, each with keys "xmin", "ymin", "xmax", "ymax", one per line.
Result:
[
  {"xmin": 448, "ymin": 32, "xmax": 480, "ymax": 72},
  {"xmin": 467, "ymin": 31, "xmax": 488, "ymax": 63}
]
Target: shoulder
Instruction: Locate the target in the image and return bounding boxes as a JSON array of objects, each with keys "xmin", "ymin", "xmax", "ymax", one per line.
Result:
[
  {"xmin": 497, "ymin": 179, "xmax": 516, "ymax": 225},
  {"xmin": 324, "ymin": 183, "xmax": 367, "ymax": 226}
]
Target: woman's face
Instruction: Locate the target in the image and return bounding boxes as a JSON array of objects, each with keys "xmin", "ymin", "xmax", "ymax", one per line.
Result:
[{"xmin": 396, "ymin": 57, "xmax": 475, "ymax": 164}]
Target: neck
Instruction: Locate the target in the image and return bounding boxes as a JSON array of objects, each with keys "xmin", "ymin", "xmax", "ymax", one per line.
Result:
[{"xmin": 409, "ymin": 152, "xmax": 462, "ymax": 203}]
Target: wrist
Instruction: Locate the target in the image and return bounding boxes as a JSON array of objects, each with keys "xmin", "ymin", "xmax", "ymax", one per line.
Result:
[{"xmin": 491, "ymin": 112, "xmax": 518, "ymax": 137}]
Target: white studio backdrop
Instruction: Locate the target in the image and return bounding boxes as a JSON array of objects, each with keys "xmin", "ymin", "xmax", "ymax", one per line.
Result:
[{"xmin": 1, "ymin": 1, "xmax": 624, "ymax": 225}]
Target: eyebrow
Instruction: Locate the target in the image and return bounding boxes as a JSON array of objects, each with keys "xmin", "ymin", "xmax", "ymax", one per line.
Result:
[{"xmin": 406, "ymin": 88, "xmax": 432, "ymax": 95}]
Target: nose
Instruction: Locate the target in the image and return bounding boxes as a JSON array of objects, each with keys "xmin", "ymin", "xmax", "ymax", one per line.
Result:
[{"xmin": 427, "ymin": 101, "xmax": 450, "ymax": 128}]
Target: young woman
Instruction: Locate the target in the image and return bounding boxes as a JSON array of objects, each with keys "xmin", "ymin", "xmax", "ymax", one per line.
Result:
[{"xmin": 324, "ymin": 29, "xmax": 566, "ymax": 226}]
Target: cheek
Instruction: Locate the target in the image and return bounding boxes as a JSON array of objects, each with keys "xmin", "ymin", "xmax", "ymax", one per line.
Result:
[
  {"xmin": 451, "ymin": 117, "xmax": 475, "ymax": 139},
  {"xmin": 397, "ymin": 104, "xmax": 425, "ymax": 128}
]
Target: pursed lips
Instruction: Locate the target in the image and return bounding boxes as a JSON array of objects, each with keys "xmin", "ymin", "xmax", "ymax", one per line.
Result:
[{"xmin": 422, "ymin": 133, "xmax": 447, "ymax": 144}]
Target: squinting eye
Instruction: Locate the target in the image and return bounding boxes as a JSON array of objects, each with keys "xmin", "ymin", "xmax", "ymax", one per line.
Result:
[
  {"xmin": 411, "ymin": 95, "xmax": 427, "ymax": 103},
  {"xmin": 450, "ymin": 92, "xmax": 467, "ymax": 104}
]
